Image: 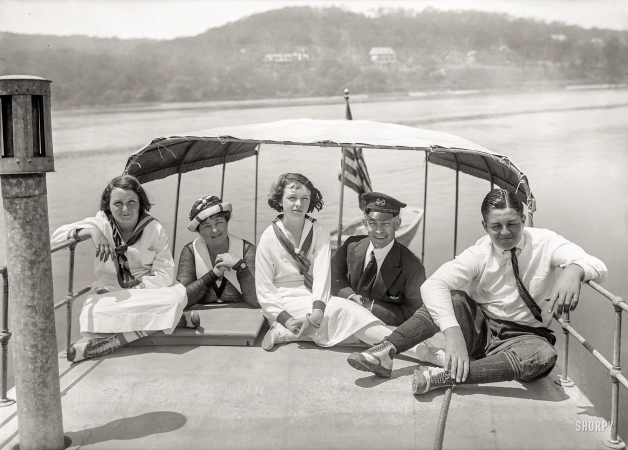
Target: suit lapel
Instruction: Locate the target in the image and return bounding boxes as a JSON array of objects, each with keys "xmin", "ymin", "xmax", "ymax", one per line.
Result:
[
  {"xmin": 349, "ymin": 237, "xmax": 370, "ymax": 285},
  {"xmin": 371, "ymin": 241, "xmax": 402, "ymax": 299}
]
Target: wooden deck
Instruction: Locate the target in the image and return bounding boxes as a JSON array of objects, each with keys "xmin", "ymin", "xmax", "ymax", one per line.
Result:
[{"xmin": 0, "ymin": 333, "xmax": 615, "ymax": 450}]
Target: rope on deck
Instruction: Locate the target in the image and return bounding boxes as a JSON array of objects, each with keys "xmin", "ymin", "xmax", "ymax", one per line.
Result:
[{"xmin": 434, "ymin": 386, "xmax": 453, "ymax": 450}]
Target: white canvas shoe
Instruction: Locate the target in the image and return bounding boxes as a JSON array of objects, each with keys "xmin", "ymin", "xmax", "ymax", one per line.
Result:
[
  {"xmin": 414, "ymin": 340, "xmax": 446, "ymax": 367},
  {"xmin": 347, "ymin": 340, "xmax": 397, "ymax": 378},
  {"xmin": 262, "ymin": 322, "xmax": 294, "ymax": 351}
]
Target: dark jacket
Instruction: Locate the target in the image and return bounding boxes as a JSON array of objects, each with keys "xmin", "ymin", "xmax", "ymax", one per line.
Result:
[{"xmin": 331, "ymin": 235, "xmax": 426, "ymax": 326}]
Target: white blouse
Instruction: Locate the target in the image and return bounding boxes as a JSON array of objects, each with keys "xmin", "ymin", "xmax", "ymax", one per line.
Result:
[
  {"xmin": 255, "ymin": 218, "xmax": 332, "ymax": 321},
  {"xmin": 51, "ymin": 210, "xmax": 175, "ymax": 292}
]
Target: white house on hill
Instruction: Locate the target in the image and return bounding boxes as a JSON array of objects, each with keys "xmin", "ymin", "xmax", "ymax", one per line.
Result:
[{"xmin": 369, "ymin": 47, "xmax": 396, "ymax": 64}]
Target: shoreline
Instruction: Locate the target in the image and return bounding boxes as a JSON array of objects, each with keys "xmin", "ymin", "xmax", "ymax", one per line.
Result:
[{"xmin": 52, "ymin": 84, "xmax": 628, "ymax": 118}]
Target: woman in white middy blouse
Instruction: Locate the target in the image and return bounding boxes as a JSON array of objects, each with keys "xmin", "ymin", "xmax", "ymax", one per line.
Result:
[
  {"xmin": 52, "ymin": 175, "xmax": 198, "ymax": 362},
  {"xmin": 256, "ymin": 173, "xmax": 411, "ymax": 351}
]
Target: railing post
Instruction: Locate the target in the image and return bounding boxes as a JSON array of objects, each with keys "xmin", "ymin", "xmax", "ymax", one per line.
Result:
[
  {"xmin": 558, "ymin": 310, "xmax": 574, "ymax": 387},
  {"xmin": 605, "ymin": 301, "xmax": 624, "ymax": 449},
  {"xmin": 64, "ymin": 241, "xmax": 77, "ymax": 357},
  {"xmin": 0, "ymin": 270, "xmax": 14, "ymax": 406}
]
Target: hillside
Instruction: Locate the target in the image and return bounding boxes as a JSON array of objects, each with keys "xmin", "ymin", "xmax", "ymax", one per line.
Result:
[{"xmin": 1, "ymin": 6, "xmax": 626, "ymax": 107}]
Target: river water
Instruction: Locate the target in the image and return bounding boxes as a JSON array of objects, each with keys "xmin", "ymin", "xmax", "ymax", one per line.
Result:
[{"xmin": 0, "ymin": 88, "xmax": 626, "ymax": 433}]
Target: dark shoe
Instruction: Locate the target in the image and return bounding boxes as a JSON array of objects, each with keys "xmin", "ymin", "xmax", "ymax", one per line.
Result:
[
  {"xmin": 68, "ymin": 335, "xmax": 120, "ymax": 363},
  {"xmin": 412, "ymin": 366, "xmax": 454, "ymax": 395},
  {"xmin": 347, "ymin": 340, "xmax": 396, "ymax": 378},
  {"xmin": 178, "ymin": 311, "xmax": 201, "ymax": 329}
]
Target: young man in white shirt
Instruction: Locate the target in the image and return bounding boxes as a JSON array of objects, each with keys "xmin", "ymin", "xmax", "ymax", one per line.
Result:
[{"xmin": 347, "ymin": 188, "xmax": 607, "ymax": 394}]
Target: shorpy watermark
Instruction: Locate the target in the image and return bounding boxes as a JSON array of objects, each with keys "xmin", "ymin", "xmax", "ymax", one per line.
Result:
[{"xmin": 576, "ymin": 420, "xmax": 614, "ymax": 432}]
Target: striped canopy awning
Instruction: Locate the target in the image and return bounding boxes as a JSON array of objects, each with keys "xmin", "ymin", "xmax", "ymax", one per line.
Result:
[{"xmin": 123, "ymin": 118, "xmax": 534, "ymax": 211}]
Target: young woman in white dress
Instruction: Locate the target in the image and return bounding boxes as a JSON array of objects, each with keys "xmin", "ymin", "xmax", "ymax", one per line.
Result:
[
  {"xmin": 256, "ymin": 173, "xmax": 445, "ymax": 366},
  {"xmin": 52, "ymin": 175, "xmax": 198, "ymax": 362}
]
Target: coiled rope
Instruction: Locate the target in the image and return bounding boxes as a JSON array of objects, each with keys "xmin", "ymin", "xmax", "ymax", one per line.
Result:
[{"xmin": 434, "ymin": 385, "xmax": 454, "ymax": 450}]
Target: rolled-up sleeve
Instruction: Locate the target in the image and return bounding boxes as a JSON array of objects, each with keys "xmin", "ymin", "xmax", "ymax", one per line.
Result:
[
  {"xmin": 421, "ymin": 248, "xmax": 480, "ymax": 332},
  {"xmin": 552, "ymin": 237, "xmax": 608, "ymax": 283}
]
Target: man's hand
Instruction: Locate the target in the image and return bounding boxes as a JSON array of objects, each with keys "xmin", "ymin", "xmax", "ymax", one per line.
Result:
[
  {"xmin": 443, "ymin": 326, "xmax": 469, "ymax": 383},
  {"xmin": 347, "ymin": 294, "xmax": 364, "ymax": 307},
  {"xmin": 547, "ymin": 264, "xmax": 585, "ymax": 316}
]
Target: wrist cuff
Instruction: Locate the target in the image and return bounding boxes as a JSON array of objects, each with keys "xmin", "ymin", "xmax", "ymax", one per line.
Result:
[
  {"xmin": 312, "ymin": 300, "xmax": 326, "ymax": 313},
  {"xmin": 234, "ymin": 259, "xmax": 245, "ymax": 272},
  {"xmin": 277, "ymin": 311, "xmax": 293, "ymax": 327}
]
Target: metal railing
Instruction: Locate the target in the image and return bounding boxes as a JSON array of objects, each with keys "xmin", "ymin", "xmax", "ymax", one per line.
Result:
[
  {"xmin": 0, "ymin": 240, "xmax": 625, "ymax": 449},
  {"xmin": 0, "ymin": 237, "xmax": 91, "ymax": 405},
  {"xmin": 555, "ymin": 281, "xmax": 627, "ymax": 449}
]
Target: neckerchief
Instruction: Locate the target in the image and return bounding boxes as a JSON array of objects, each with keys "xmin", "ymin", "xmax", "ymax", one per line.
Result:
[
  {"xmin": 105, "ymin": 210, "xmax": 155, "ymax": 289},
  {"xmin": 271, "ymin": 215, "xmax": 316, "ymax": 292}
]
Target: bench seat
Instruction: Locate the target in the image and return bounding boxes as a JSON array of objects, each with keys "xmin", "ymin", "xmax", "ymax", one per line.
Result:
[{"xmin": 130, "ymin": 303, "xmax": 265, "ymax": 347}]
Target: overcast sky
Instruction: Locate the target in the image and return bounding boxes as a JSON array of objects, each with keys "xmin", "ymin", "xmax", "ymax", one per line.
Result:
[{"xmin": 1, "ymin": 0, "xmax": 627, "ymax": 40}]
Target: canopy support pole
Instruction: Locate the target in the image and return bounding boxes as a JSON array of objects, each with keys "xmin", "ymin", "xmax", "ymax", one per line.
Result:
[
  {"xmin": 453, "ymin": 153, "xmax": 460, "ymax": 258},
  {"xmin": 337, "ymin": 148, "xmax": 347, "ymax": 249},
  {"xmin": 171, "ymin": 141, "xmax": 196, "ymax": 256},
  {"xmin": 220, "ymin": 148, "xmax": 228, "ymax": 199},
  {"xmin": 172, "ymin": 172, "xmax": 182, "ymax": 255},
  {"xmin": 421, "ymin": 153, "xmax": 429, "ymax": 264},
  {"xmin": 254, "ymin": 145, "xmax": 260, "ymax": 242}
]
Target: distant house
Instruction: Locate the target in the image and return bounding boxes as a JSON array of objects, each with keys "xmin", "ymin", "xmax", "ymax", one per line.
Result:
[
  {"xmin": 263, "ymin": 52, "xmax": 310, "ymax": 63},
  {"xmin": 369, "ymin": 47, "xmax": 396, "ymax": 65},
  {"xmin": 551, "ymin": 34, "xmax": 568, "ymax": 42}
]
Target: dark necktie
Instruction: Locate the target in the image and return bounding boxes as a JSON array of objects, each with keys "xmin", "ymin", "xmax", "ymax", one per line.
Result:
[
  {"xmin": 357, "ymin": 251, "xmax": 377, "ymax": 298},
  {"xmin": 510, "ymin": 248, "xmax": 543, "ymax": 322}
]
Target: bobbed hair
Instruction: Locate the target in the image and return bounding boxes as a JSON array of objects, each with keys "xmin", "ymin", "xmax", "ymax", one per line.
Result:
[
  {"xmin": 481, "ymin": 188, "xmax": 524, "ymax": 219},
  {"xmin": 100, "ymin": 175, "xmax": 152, "ymax": 214},
  {"xmin": 267, "ymin": 173, "xmax": 324, "ymax": 213},
  {"xmin": 189, "ymin": 195, "xmax": 231, "ymax": 223}
]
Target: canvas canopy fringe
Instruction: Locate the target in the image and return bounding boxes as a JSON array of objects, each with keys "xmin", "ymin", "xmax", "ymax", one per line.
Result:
[{"xmin": 123, "ymin": 118, "xmax": 535, "ymax": 210}]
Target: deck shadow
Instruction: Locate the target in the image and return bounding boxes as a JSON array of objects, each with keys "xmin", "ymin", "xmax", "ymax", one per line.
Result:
[
  {"xmin": 64, "ymin": 411, "xmax": 187, "ymax": 448},
  {"xmin": 94, "ymin": 344, "xmax": 201, "ymax": 361}
]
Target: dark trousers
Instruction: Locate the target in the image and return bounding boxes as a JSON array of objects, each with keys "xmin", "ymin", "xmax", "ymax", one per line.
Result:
[{"xmin": 387, "ymin": 291, "xmax": 558, "ymax": 382}]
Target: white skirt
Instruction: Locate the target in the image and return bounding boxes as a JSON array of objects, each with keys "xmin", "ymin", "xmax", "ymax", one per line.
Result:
[
  {"xmin": 274, "ymin": 286, "xmax": 384, "ymax": 347},
  {"xmin": 79, "ymin": 283, "xmax": 187, "ymax": 335}
]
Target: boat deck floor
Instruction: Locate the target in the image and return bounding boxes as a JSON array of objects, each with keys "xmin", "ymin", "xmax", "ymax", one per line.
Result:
[{"xmin": 0, "ymin": 334, "xmax": 614, "ymax": 450}]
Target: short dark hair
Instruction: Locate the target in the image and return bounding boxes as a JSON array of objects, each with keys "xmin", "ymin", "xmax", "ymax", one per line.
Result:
[
  {"xmin": 100, "ymin": 175, "xmax": 152, "ymax": 214},
  {"xmin": 481, "ymin": 188, "xmax": 524, "ymax": 219},
  {"xmin": 189, "ymin": 195, "xmax": 231, "ymax": 223},
  {"xmin": 267, "ymin": 173, "xmax": 324, "ymax": 213}
]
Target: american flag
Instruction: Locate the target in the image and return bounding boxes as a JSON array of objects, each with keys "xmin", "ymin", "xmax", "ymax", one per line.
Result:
[{"xmin": 339, "ymin": 98, "xmax": 373, "ymax": 209}]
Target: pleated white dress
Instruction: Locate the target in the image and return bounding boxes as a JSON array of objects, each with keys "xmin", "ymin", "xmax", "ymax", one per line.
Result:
[
  {"xmin": 255, "ymin": 218, "xmax": 384, "ymax": 347},
  {"xmin": 51, "ymin": 211, "xmax": 187, "ymax": 335}
]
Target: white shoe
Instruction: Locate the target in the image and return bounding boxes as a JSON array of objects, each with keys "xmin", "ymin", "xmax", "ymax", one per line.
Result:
[
  {"xmin": 347, "ymin": 340, "xmax": 397, "ymax": 378},
  {"xmin": 68, "ymin": 335, "xmax": 121, "ymax": 362},
  {"xmin": 412, "ymin": 366, "xmax": 454, "ymax": 395},
  {"xmin": 414, "ymin": 341, "xmax": 446, "ymax": 367},
  {"xmin": 262, "ymin": 322, "xmax": 294, "ymax": 351}
]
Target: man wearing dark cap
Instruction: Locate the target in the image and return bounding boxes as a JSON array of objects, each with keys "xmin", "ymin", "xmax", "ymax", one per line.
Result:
[{"xmin": 331, "ymin": 192, "xmax": 426, "ymax": 326}]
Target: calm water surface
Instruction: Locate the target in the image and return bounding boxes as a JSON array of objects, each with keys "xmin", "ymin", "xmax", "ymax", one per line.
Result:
[{"xmin": 0, "ymin": 89, "xmax": 626, "ymax": 432}]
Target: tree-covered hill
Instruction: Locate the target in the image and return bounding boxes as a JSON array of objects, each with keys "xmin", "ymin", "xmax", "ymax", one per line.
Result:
[{"xmin": 1, "ymin": 6, "xmax": 626, "ymax": 108}]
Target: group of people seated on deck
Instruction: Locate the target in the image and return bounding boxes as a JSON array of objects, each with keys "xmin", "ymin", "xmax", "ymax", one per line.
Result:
[{"xmin": 52, "ymin": 171, "xmax": 607, "ymax": 395}]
